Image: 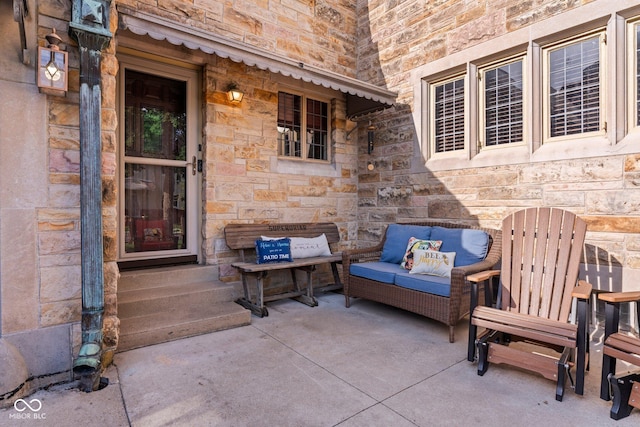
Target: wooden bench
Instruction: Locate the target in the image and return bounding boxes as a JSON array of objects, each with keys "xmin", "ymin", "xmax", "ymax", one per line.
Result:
[{"xmin": 224, "ymin": 222, "xmax": 342, "ymax": 317}]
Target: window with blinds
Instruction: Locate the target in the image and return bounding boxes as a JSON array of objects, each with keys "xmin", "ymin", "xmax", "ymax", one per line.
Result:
[
  {"xmin": 277, "ymin": 92, "xmax": 329, "ymax": 161},
  {"xmin": 433, "ymin": 77, "xmax": 465, "ymax": 153},
  {"xmin": 547, "ymin": 35, "xmax": 601, "ymax": 138},
  {"xmin": 481, "ymin": 59, "xmax": 524, "ymax": 147}
]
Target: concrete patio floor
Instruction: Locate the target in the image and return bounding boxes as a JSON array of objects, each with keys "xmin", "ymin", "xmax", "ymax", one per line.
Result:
[{"xmin": 2, "ymin": 291, "xmax": 638, "ymax": 426}]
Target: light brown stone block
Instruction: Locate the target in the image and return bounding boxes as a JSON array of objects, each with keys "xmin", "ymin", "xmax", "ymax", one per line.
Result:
[
  {"xmin": 582, "ymin": 216, "xmax": 640, "ymax": 233},
  {"xmin": 40, "ymin": 266, "xmax": 82, "ymax": 303},
  {"xmin": 38, "ymin": 231, "xmax": 81, "ymax": 255},
  {"xmin": 254, "ymin": 190, "xmax": 286, "ymax": 201},
  {"xmin": 1, "ymin": 210, "xmax": 39, "ymax": 333},
  {"xmin": 40, "ymin": 300, "xmax": 81, "ymax": 327},
  {"xmin": 38, "ymin": 221, "xmax": 75, "ymax": 232}
]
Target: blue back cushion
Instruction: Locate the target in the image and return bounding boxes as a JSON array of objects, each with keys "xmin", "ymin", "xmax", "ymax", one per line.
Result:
[
  {"xmin": 430, "ymin": 227, "xmax": 489, "ymax": 267},
  {"xmin": 255, "ymin": 238, "xmax": 293, "ymax": 264},
  {"xmin": 380, "ymin": 224, "xmax": 432, "ymax": 264}
]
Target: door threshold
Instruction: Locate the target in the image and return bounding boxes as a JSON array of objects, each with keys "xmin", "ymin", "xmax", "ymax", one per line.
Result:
[{"xmin": 118, "ymin": 255, "xmax": 198, "ymax": 271}]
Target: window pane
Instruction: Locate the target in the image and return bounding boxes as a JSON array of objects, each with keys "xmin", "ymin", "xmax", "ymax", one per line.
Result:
[
  {"xmin": 277, "ymin": 92, "xmax": 302, "ymax": 157},
  {"xmin": 483, "ymin": 59, "xmax": 523, "ymax": 147},
  {"xmin": 124, "ymin": 164, "xmax": 186, "ymax": 253},
  {"xmin": 548, "ymin": 36, "xmax": 600, "ymax": 138},
  {"xmin": 306, "ymin": 98, "xmax": 328, "ymax": 160},
  {"xmin": 124, "ymin": 70, "xmax": 187, "ymax": 161},
  {"xmin": 434, "ymin": 78, "xmax": 465, "ymax": 152}
]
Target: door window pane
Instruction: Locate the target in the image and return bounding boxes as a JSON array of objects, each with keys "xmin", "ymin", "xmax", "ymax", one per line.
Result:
[
  {"xmin": 125, "ymin": 70, "xmax": 187, "ymax": 161},
  {"xmin": 124, "ymin": 164, "xmax": 186, "ymax": 253}
]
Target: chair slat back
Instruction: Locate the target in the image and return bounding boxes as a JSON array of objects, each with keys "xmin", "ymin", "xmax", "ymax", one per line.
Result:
[{"xmin": 500, "ymin": 208, "xmax": 587, "ymax": 322}]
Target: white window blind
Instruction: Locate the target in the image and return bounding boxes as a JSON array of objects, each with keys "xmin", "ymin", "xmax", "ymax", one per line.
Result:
[
  {"xmin": 483, "ymin": 60, "xmax": 523, "ymax": 146},
  {"xmin": 434, "ymin": 78, "xmax": 465, "ymax": 152},
  {"xmin": 548, "ymin": 36, "xmax": 600, "ymax": 137}
]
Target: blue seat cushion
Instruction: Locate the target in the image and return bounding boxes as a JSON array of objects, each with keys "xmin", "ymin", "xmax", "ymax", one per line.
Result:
[
  {"xmin": 349, "ymin": 262, "xmax": 403, "ymax": 284},
  {"xmin": 350, "ymin": 261, "xmax": 452, "ymax": 298},
  {"xmin": 394, "ymin": 272, "xmax": 452, "ymax": 297},
  {"xmin": 380, "ymin": 224, "xmax": 432, "ymax": 264},
  {"xmin": 430, "ymin": 226, "xmax": 489, "ymax": 267}
]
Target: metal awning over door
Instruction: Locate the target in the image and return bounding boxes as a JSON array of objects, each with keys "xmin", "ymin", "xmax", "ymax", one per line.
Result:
[{"xmin": 117, "ymin": 6, "xmax": 396, "ymax": 118}]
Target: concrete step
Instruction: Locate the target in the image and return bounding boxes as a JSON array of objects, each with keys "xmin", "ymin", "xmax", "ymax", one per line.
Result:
[
  {"xmin": 117, "ymin": 265, "xmax": 251, "ymax": 352},
  {"xmin": 118, "ymin": 281, "xmax": 234, "ymax": 318},
  {"xmin": 118, "ymin": 264, "xmax": 219, "ymax": 292},
  {"xmin": 117, "ymin": 301, "xmax": 250, "ymax": 352}
]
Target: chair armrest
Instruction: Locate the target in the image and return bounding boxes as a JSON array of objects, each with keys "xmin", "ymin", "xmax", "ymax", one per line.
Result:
[
  {"xmin": 599, "ymin": 291, "xmax": 640, "ymax": 304},
  {"xmin": 572, "ymin": 280, "xmax": 592, "ymax": 300},
  {"xmin": 341, "ymin": 244, "xmax": 384, "ymax": 267},
  {"xmin": 467, "ymin": 270, "xmax": 500, "ymax": 283}
]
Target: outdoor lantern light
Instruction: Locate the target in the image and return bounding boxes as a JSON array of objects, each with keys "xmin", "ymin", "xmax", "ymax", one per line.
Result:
[
  {"xmin": 37, "ymin": 29, "xmax": 68, "ymax": 94},
  {"xmin": 226, "ymin": 82, "xmax": 244, "ymax": 104},
  {"xmin": 367, "ymin": 121, "xmax": 376, "ymax": 154}
]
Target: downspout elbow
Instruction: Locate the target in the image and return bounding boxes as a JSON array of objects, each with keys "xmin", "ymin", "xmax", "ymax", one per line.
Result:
[{"xmin": 73, "ymin": 342, "xmax": 101, "ymax": 375}]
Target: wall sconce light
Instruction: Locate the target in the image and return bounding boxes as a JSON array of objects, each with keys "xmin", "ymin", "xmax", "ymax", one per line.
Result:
[
  {"xmin": 367, "ymin": 161, "xmax": 375, "ymax": 171},
  {"xmin": 37, "ymin": 29, "xmax": 68, "ymax": 95},
  {"xmin": 225, "ymin": 82, "xmax": 244, "ymax": 104},
  {"xmin": 367, "ymin": 121, "xmax": 376, "ymax": 154}
]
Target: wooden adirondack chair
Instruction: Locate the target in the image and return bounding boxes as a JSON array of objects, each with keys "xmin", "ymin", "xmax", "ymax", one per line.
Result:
[
  {"xmin": 467, "ymin": 207, "xmax": 592, "ymax": 402},
  {"xmin": 599, "ymin": 291, "xmax": 640, "ymax": 420}
]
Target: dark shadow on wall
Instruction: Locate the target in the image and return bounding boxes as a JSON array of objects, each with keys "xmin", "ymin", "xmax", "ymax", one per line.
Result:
[
  {"xmin": 353, "ymin": 3, "xmax": 622, "ymax": 315},
  {"xmin": 351, "ymin": 4, "xmax": 485, "ymax": 247}
]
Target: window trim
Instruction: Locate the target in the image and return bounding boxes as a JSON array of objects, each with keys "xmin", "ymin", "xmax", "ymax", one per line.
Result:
[
  {"xmin": 541, "ymin": 30, "xmax": 607, "ymax": 143},
  {"xmin": 277, "ymin": 89, "xmax": 331, "ymax": 163},
  {"xmin": 627, "ymin": 17, "xmax": 640, "ymax": 133},
  {"xmin": 412, "ymin": 2, "xmax": 640, "ymax": 172}
]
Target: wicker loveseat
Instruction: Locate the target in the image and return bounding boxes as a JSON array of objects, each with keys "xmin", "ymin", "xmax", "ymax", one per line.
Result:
[{"xmin": 342, "ymin": 221, "xmax": 501, "ymax": 342}]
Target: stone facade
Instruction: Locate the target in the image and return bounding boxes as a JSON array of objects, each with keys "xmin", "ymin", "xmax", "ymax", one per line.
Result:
[
  {"xmin": 356, "ymin": 0, "xmax": 640, "ymax": 292},
  {"xmin": 2, "ymin": 0, "xmax": 640, "ymax": 405}
]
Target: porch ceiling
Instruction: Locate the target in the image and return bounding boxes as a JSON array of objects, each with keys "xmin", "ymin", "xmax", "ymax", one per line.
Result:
[{"xmin": 117, "ymin": 6, "xmax": 396, "ymax": 119}]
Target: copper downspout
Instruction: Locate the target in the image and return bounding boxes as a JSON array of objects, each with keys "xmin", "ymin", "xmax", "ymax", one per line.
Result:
[{"xmin": 69, "ymin": 0, "xmax": 112, "ymax": 392}]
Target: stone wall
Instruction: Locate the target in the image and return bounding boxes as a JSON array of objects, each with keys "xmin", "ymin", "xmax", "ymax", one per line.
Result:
[
  {"xmin": 355, "ymin": 0, "xmax": 640, "ymax": 292},
  {"xmin": 200, "ymin": 58, "xmax": 359, "ymax": 287},
  {"xmin": 116, "ymin": 0, "xmax": 358, "ymax": 78},
  {"xmin": 0, "ymin": 1, "xmax": 121, "ymax": 398}
]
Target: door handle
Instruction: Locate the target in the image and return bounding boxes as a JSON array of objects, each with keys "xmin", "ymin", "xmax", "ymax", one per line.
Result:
[{"xmin": 188, "ymin": 156, "xmax": 196, "ymax": 175}]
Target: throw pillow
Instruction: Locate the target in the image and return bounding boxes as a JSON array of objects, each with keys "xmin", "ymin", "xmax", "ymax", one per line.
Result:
[
  {"xmin": 380, "ymin": 224, "xmax": 433, "ymax": 264},
  {"xmin": 255, "ymin": 238, "xmax": 293, "ymax": 264},
  {"xmin": 401, "ymin": 237, "xmax": 443, "ymax": 270},
  {"xmin": 261, "ymin": 234, "xmax": 331, "ymax": 258},
  {"xmin": 409, "ymin": 250, "xmax": 456, "ymax": 278}
]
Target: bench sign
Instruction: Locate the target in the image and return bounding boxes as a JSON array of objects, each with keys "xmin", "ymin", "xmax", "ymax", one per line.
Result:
[{"xmin": 255, "ymin": 238, "xmax": 293, "ymax": 264}]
